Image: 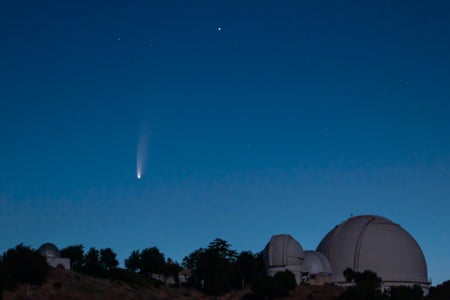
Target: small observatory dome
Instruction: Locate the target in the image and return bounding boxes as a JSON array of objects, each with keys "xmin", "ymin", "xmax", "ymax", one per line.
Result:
[
  {"xmin": 316, "ymin": 215, "xmax": 429, "ymax": 288},
  {"xmin": 264, "ymin": 234, "xmax": 304, "ymax": 267},
  {"xmin": 303, "ymin": 251, "xmax": 333, "ymax": 276},
  {"xmin": 263, "ymin": 234, "xmax": 304, "ymax": 284},
  {"xmin": 38, "ymin": 243, "xmax": 61, "ymax": 258}
]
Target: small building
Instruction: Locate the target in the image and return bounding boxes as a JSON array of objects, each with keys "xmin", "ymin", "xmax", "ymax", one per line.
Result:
[
  {"xmin": 179, "ymin": 269, "xmax": 193, "ymax": 285},
  {"xmin": 38, "ymin": 243, "xmax": 70, "ymax": 270}
]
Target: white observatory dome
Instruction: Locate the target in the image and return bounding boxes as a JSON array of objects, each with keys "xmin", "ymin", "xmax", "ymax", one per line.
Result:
[
  {"xmin": 303, "ymin": 251, "xmax": 333, "ymax": 276},
  {"xmin": 264, "ymin": 234, "xmax": 304, "ymax": 267},
  {"xmin": 316, "ymin": 215, "xmax": 429, "ymax": 288},
  {"xmin": 38, "ymin": 243, "xmax": 61, "ymax": 258},
  {"xmin": 263, "ymin": 234, "xmax": 304, "ymax": 284}
]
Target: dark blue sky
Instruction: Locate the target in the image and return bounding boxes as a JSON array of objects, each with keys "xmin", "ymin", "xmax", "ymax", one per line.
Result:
[{"xmin": 1, "ymin": 0, "xmax": 449, "ymax": 284}]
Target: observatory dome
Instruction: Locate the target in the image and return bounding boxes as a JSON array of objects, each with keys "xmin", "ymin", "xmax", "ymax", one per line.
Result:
[
  {"xmin": 263, "ymin": 234, "xmax": 304, "ymax": 284},
  {"xmin": 263, "ymin": 234, "xmax": 304, "ymax": 267},
  {"xmin": 316, "ymin": 215, "xmax": 429, "ymax": 287},
  {"xmin": 303, "ymin": 251, "xmax": 333, "ymax": 276},
  {"xmin": 38, "ymin": 243, "xmax": 61, "ymax": 258}
]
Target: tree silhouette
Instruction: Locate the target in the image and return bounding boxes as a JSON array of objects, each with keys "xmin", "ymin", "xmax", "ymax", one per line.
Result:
[
  {"xmin": 164, "ymin": 258, "xmax": 182, "ymax": 284},
  {"xmin": 125, "ymin": 250, "xmax": 141, "ymax": 273},
  {"xmin": 251, "ymin": 270, "xmax": 297, "ymax": 299},
  {"xmin": 83, "ymin": 247, "xmax": 102, "ymax": 276},
  {"xmin": 100, "ymin": 248, "xmax": 118, "ymax": 271},
  {"xmin": 389, "ymin": 285, "xmax": 423, "ymax": 300},
  {"xmin": 182, "ymin": 248, "xmax": 205, "ymax": 270},
  {"xmin": 339, "ymin": 268, "xmax": 385, "ymax": 300},
  {"xmin": 60, "ymin": 244, "xmax": 84, "ymax": 271},
  {"xmin": 0, "ymin": 244, "xmax": 49, "ymax": 289},
  {"xmin": 428, "ymin": 280, "xmax": 450, "ymax": 300},
  {"xmin": 207, "ymin": 238, "xmax": 238, "ymax": 261},
  {"xmin": 184, "ymin": 238, "xmax": 238, "ymax": 295},
  {"xmin": 234, "ymin": 251, "xmax": 264, "ymax": 288},
  {"xmin": 140, "ymin": 247, "xmax": 165, "ymax": 276}
]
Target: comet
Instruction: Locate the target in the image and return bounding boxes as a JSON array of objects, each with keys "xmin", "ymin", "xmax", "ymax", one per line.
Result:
[{"xmin": 136, "ymin": 127, "xmax": 148, "ymax": 180}]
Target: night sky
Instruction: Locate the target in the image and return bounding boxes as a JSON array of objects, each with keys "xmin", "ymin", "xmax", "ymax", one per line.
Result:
[{"xmin": 1, "ymin": 0, "xmax": 449, "ymax": 285}]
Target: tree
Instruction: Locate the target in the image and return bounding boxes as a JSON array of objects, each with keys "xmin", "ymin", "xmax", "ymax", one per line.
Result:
[
  {"xmin": 183, "ymin": 238, "xmax": 238, "ymax": 295},
  {"xmin": 343, "ymin": 267, "xmax": 382, "ymax": 290},
  {"xmin": 164, "ymin": 258, "xmax": 182, "ymax": 284},
  {"xmin": 0, "ymin": 259, "xmax": 15, "ymax": 295},
  {"xmin": 182, "ymin": 248, "xmax": 205, "ymax": 270},
  {"xmin": 83, "ymin": 247, "xmax": 102, "ymax": 276},
  {"xmin": 125, "ymin": 250, "xmax": 141, "ymax": 273},
  {"xmin": 60, "ymin": 245, "xmax": 84, "ymax": 271},
  {"xmin": 140, "ymin": 247, "xmax": 165, "ymax": 276},
  {"xmin": 100, "ymin": 248, "xmax": 118, "ymax": 271},
  {"xmin": 389, "ymin": 285, "xmax": 423, "ymax": 300},
  {"xmin": 207, "ymin": 238, "xmax": 238, "ymax": 262},
  {"xmin": 252, "ymin": 274, "xmax": 277, "ymax": 299},
  {"xmin": 343, "ymin": 267, "xmax": 357, "ymax": 282},
  {"xmin": 428, "ymin": 280, "xmax": 450, "ymax": 300},
  {"xmin": 0, "ymin": 244, "xmax": 49, "ymax": 289},
  {"xmin": 339, "ymin": 268, "xmax": 385, "ymax": 300},
  {"xmin": 251, "ymin": 270, "xmax": 297, "ymax": 299},
  {"xmin": 272, "ymin": 270, "xmax": 297, "ymax": 296},
  {"xmin": 234, "ymin": 251, "xmax": 264, "ymax": 288}
]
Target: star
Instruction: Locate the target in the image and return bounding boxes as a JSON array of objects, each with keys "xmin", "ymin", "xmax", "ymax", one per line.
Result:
[{"xmin": 217, "ymin": 27, "xmax": 222, "ymax": 31}]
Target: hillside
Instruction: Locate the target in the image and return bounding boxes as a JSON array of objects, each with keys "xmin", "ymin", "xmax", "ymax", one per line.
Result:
[{"xmin": 3, "ymin": 268, "xmax": 344, "ymax": 300}]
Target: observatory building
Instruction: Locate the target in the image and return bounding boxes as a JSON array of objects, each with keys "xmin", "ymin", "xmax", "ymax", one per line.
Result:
[
  {"xmin": 317, "ymin": 215, "xmax": 430, "ymax": 290},
  {"xmin": 263, "ymin": 234, "xmax": 304, "ymax": 284},
  {"xmin": 263, "ymin": 215, "xmax": 430, "ymax": 291},
  {"xmin": 38, "ymin": 243, "xmax": 70, "ymax": 270},
  {"xmin": 302, "ymin": 251, "xmax": 333, "ymax": 284}
]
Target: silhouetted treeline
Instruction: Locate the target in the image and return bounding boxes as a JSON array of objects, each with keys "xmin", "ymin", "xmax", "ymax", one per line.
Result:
[
  {"xmin": 181, "ymin": 238, "xmax": 265, "ymax": 295},
  {"xmin": 60, "ymin": 245, "xmax": 119, "ymax": 276},
  {"xmin": 1, "ymin": 240, "xmax": 450, "ymax": 300},
  {"xmin": 60, "ymin": 244, "xmax": 175, "ymax": 287}
]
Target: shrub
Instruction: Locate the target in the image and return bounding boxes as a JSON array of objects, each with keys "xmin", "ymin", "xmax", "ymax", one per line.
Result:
[{"xmin": 0, "ymin": 244, "xmax": 49, "ymax": 289}]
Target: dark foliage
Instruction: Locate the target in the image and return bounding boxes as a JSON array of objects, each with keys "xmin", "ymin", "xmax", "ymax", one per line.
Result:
[
  {"xmin": 428, "ymin": 280, "xmax": 450, "ymax": 300},
  {"xmin": 339, "ymin": 268, "xmax": 385, "ymax": 300},
  {"xmin": 182, "ymin": 247, "xmax": 205, "ymax": 270},
  {"xmin": 184, "ymin": 238, "xmax": 237, "ymax": 295},
  {"xmin": 389, "ymin": 285, "xmax": 423, "ymax": 300},
  {"xmin": 83, "ymin": 247, "xmax": 103, "ymax": 276},
  {"xmin": 124, "ymin": 247, "xmax": 181, "ymax": 284},
  {"xmin": 140, "ymin": 247, "xmax": 166, "ymax": 275},
  {"xmin": 198, "ymin": 247, "xmax": 234, "ymax": 294},
  {"xmin": 233, "ymin": 251, "xmax": 265, "ymax": 288},
  {"xmin": 164, "ymin": 258, "xmax": 182, "ymax": 284},
  {"xmin": 251, "ymin": 270, "xmax": 297, "ymax": 299},
  {"xmin": 343, "ymin": 267, "xmax": 382, "ymax": 289},
  {"xmin": 0, "ymin": 244, "xmax": 49, "ymax": 290},
  {"xmin": 125, "ymin": 250, "xmax": 141, "ymax": 273},
  {"xmin": 108, "ymin": 268, "xmax": 163, "ymax": 287},
  {"xmin": 80, "ymin": 247, "xmax": 119, "ymax": 277},
  {"xmin": 100, "ymin": 248, "xmax": 119, "ymax": 271},
  {"xmin": 60, "ymin": 244, "xmax": 84, "ymax": 271},
  {"xmin": 339, "ymin": 285, "xmax": 386, "ymax": 300},
  {"xmin": 183, "ymin": 238, "xmax": 266, "ymax": 295}
]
